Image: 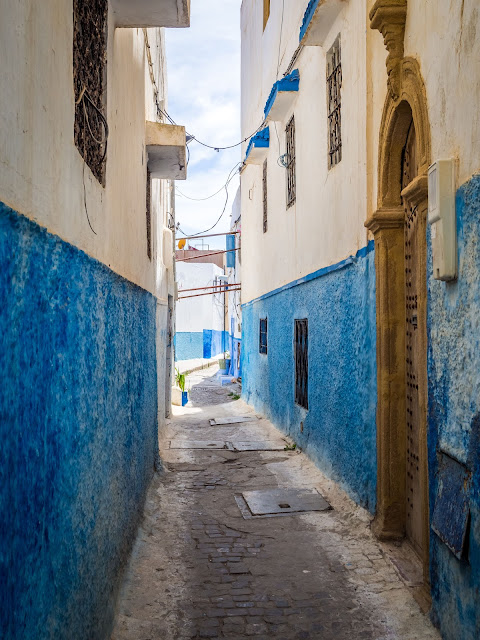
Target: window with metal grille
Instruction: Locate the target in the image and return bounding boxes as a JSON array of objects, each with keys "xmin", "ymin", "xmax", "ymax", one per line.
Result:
[
  {"xmin": 285, "ymin": 115, "xmax": 296, "ymax": 208},
  {"xmin": 263, "ymin": 0, "xmax": 270, "ymax": 31},
  {"xmin": 263, "ymin": 159, "xmax": 268, "ymax": 233},
  {"xmin": 146, "ymin": 168, "xmax": 152, "ymax": 260},
  {"xmin": 327, "ymin": 35, "xmax": 342, "ymax": 169},
  {"xmin": 259, "ymin": 318, "xmax": 268, "ymax": 355},
  {"xmin": 295, "ymin": 319, "xmax": 308, "ymax": 409},
  {"xmin": 73, "ymin": 0, "xmax": 108, "ymax": 186}
]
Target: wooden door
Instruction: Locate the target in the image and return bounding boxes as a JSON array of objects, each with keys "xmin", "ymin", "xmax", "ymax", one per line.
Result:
[{"xmin": 402, "ymin": 121, "xmax": 427, "ymax": 557}]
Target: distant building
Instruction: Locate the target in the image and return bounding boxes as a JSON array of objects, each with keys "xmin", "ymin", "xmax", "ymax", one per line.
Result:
[
  {"xmin": 175, "ymin": 261, "xmax": 228, "ymax": 362},
  {"xmin": 0, "ymin": 2, "xmax": 190, "ymax": 638},
  {"xmin": 240, "ymin": 1, "xmax": 480, "ymax": 638},
  {"xmin": 176, "ymin": 246, "xmax": 225, "ymax": 269},
  {"xmin": 226, "ymin": 188, "xmax": 242, "ymax": 378}
]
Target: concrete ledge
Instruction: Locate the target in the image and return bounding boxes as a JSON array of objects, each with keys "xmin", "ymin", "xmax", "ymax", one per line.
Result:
[
  {"xmin": 112, "ymin": 0, "xmax": 190, "ymax": 28},
  {"xmin": 146, "ymin": 121, "xmax": 187, "ymax": 180},
  {"xmin": 299, "ymin": 0, "xmax": 347, "ymax": 46}
]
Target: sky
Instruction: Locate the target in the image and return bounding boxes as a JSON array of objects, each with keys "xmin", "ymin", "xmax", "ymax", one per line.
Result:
[{"xmin": 166, "ymin": 1, "xmax": 242, "ymax": 250}]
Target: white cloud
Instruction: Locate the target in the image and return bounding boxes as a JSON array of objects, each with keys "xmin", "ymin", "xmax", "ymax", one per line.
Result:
[{"xmin": 166, "ymin": 1, "xmax": 242, "ymax": 248}]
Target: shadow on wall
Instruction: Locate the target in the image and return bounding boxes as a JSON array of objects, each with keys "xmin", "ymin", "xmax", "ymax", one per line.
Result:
[{"xmin": 0, "ymin": 203, "xmax": 158, "ymax": 640}]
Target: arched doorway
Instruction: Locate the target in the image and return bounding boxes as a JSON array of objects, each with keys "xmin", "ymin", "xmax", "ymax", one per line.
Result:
[{"xmin": 366, "ymin": 59, "xmax": 431, "ymax": 586}]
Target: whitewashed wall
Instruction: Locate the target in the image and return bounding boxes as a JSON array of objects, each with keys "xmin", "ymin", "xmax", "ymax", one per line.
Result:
[
  {"xmin": 240, "ymin": 0, "xmax": 369, "ymax": 304},
  {"xmin": 176, "ymin": 262, "xmax": 225, "ymax": 334},
  {"xmin": 0, "ymin": 2, "xmax": 172, "ymax": 302},
  {"xmin": 241, "ymin": 0, "xmax": 480, "ymax": 305}
]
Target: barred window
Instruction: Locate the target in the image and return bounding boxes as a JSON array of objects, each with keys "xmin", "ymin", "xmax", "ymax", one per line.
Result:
[
  {"xmin": 327, "ymin": 35, "xmax": 342, "ymax": 169},
  {"xmin": 285, "ymin": 116, "xmax": 296, "ymax": 208},
  {"xmin": 263, "ymin": 0, "xmax": 270, "ymax": 31},
  {"xmin": 259, "ymin": 318, "xmax": 268, "ymax": 355},
  {"xmin": 73, "ymin": 0, "xmax": 108, "ymax": 186},
  {"xmin": 295, "ymin": 319, "xmax": 308, "ymax": 409},
  {"xmin": 146, "ymin": 169, "xmax": 152, "ymax": 260},
  {"xmin": 263, "ymin": 160, "xmax": 268, "ymax": 233}
]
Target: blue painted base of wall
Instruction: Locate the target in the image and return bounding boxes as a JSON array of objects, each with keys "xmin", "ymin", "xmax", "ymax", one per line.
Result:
[
  {"xmin": 203, "ymin": 329, "xmax": 228, "ymax": 359},
  {"xmin": 174, "ymin": 330, "xmax": 228, "ymax": 361},
  {"xmin": 0, "ymin": 203, "xmax": 158, "ymax": 640},
  {"xmin": 242, "ymin": 243, "xmax": 377, "ymax": 512},
  {"xmin": 175, "ymin": 331, "xmax": 204, "ymax": 361},
  {"xmin": 427, "ymin": 174, "xmax": 480, "ymax": 640}
]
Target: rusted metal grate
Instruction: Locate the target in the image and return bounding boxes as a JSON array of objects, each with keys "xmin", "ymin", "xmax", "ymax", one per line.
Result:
[
  {"xmin": 259, "ymin": 318, "xmax": 268, "ymax": 355},
  {"xmin": 263, "ymin": 159, "xmax": 268, "ymax": 233},
  {"xmin": 327, "ymin": 36, "xmax": 342, "ymax": 169},
  {"xmin": 295, "ymin": 319, "xmax": 308, "ymax": 409},
  {"xmin": 285, "ymin": 116, "xmax": 296, "ymax": 208}
]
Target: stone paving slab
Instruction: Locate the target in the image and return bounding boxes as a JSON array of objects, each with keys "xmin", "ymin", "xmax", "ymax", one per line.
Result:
[{"xmin": 111, "ymin": 366, "xmax": 441, "ymax": 640}]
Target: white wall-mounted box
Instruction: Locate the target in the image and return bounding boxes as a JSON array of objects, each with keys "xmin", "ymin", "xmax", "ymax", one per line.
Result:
[{"xmin": 428, "ymin": 159, "xmax": 457, "ymax": 282}]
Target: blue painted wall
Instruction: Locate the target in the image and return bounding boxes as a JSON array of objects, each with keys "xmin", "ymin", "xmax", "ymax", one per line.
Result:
[
  {"xmin": 427, "ymin": 174, "xmax": 480, "ymax": 640},
  {"xmin": 174, "ymin": 330, "xmax": 228, "ymax": 361},
  {"xmin": 0, "ymin": 203, "xmax": 158, "ymax": 640},
  {"xmin": 175, "ymin": 331, "xmax": 204, "ymax": 361},
  {"xmin": 242, "ymin": 244, "xmax": 377, "ymax": 511},
  {"xmin": 203, "ymin": 329, "xmax": 228, "ymax": 359}
]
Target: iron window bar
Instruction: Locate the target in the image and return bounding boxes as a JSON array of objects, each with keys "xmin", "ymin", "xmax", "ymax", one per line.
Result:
[
  {"xmin": 285, "ymin": 115, "xmax": 296, "ymax": 208},
  {"xmin": 263, "ymin": 159, "xmax": 268, "ymax": 233},
  {"xmin": 259, "ymin": 318, "xmax": 268, "ymax": 355},
  {"xmin": 327, "ymin": 36, "xmax": 342, "ymax": 169},
  {"xmin": 295, "ymin": 319, "xmax": 308, "ymax": 409}
]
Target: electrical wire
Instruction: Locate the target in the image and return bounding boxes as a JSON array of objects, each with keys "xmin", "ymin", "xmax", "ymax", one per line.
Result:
[
  {"xmin": 177, "ymin": 162, "xmax": 241, "ymax": 237},
  {"xmin": 176, "ymin": 162, "xmax": 242, "ymax": 201},
  {"xmin": 143, "ymin": 29, "xmax": 266, "ymax": 153}
]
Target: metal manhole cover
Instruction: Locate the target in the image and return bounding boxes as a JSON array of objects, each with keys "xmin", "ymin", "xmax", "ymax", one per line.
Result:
[
  {"xmin": 230, "ymin": 441, "xmax": 286, "ymax": 451},
  {"xmin": 241, "ymin": 488, "xmax": 331, "ymax": 516},
  {"xmin": 210, "ymin": 417, "xmax": 254, "ymax": 426},
  {"xmin": 169, "ymin": 440, "xmax": 227, "ymax": 450}
]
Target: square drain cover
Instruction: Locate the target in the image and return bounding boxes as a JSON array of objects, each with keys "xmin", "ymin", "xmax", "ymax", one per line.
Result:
[
  {"xmin": 169, "ymin": 440, "xmax": 226, "ymax": 450},
  {"xmin": 210, "ymin": 417, "xmax": 253, "ymax": 426},
  {"xmin": 241, "ymin": 488, "xmax": 330, "ymax": 515},
  {"xmin": 230, "ymin": 441, "xmax": 286, "ymax": 451}
]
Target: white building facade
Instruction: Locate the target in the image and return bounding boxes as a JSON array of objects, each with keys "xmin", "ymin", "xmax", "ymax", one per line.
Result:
[
  {"xmin": 0, "ymin": 1, "xmax": 189, "ymax": 638},
  {"xmin": 226, "ymin": 188, "xmax": 242, "ymax": 378},
  {"xmin": 175, "ymin": 261, "xmax": 228, "ymax": 362},
  {"xmin": 240, "ymin": 1, "xmax": 480, "ymax": 638}
]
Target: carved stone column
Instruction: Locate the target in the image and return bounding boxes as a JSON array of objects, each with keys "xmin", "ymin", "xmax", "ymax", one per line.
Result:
[
  {"xmin": 369, "ymin": 0, "xmax": 407, "ymax": 99},
  {"xmin": 366, "ymin": 207, "xmax": 406, "ymax": 539}
]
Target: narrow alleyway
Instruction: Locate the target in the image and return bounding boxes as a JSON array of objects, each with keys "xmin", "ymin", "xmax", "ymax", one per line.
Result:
[{"xmin": 111, "ymin": 366, "xmax": 440, "ymax": 640}]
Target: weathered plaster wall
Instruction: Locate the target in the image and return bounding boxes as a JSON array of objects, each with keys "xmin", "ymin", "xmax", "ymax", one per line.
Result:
[
  {"xmin": 427, "ymin": 175, "xmax": 480, "ymax": 640},
  {"xmin": 0, "ymin": 2, "xmax": 171, "ymax": 301},
  {"xmin": 242, "ymin": 244, "xmax": 377, "ymax": 511},
  {"xmin": 0, "ymin": 204, "xmax": 158, "ymax": 640}
]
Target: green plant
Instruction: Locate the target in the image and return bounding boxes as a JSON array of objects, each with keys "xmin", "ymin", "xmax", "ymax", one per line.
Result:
[
  {"xmin": 284, "ymin": 442, "xmax": 297, "ymax": 451},
  {"xmin": 231, "ymin": 393, "xmax": 240, "ymax": 400},
  {"xmin": 175, "ymin": 368, "xmax": 186, "ymax": 392}
]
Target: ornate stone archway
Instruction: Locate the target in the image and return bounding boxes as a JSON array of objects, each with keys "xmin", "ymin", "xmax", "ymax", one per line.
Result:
[{"xmin": 366, "ymin": 1, "xmax": 431, "ymax": 582}]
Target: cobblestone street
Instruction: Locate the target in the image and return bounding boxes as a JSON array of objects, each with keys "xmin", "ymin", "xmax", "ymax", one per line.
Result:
[{"xmin": 111, "ymin": 366, "xmax": 440, "ymax": 640}]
